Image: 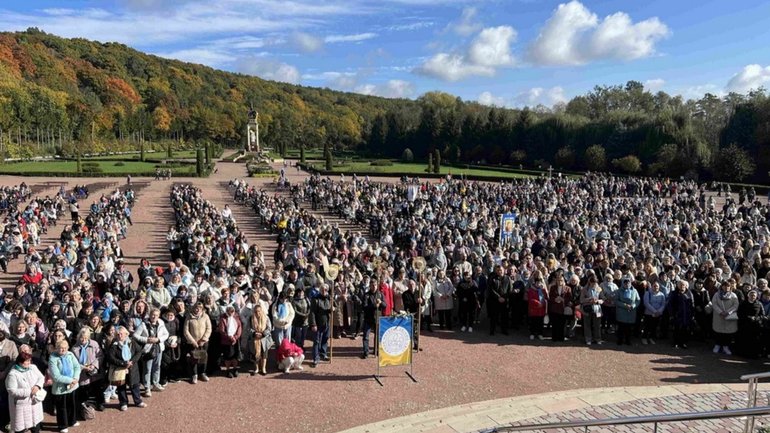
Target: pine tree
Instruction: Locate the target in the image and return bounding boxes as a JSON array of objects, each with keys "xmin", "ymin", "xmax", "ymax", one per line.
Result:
[
  {"xmin": 427, "ymin": 153, "xmax": 433, "ymax": 172},
  {"xmin": 433, "ymin": 149, "xmax": 441, "ymax": 174}
]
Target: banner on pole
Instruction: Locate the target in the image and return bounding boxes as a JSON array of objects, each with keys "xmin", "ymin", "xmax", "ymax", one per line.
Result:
[
  {"xmin": 378, "ymin": 315, "xmax": 413, "ymax": 367},
  {"xmin": 499, "ymin": 213, "xmax": 517, "ymax": 247}
]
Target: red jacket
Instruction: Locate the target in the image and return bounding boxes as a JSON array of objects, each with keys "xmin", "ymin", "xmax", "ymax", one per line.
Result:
[
  {"xmin": 217, "ymin": 314, "xmax": 242, "ymax": 346},
  {"xmin": 277, "ymin": 338, "xmax": 303, "ymax": 362},
  {"xmin": 527, "ymin": 286, "xmax": 548, "ymax": 317},
  {"xmin": 380, "ymin": 282, "xmax": 394, "ymax": 316}
]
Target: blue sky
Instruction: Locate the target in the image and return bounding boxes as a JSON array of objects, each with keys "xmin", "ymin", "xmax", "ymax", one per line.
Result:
[{"xmin": 1, "ymin": 0, "xmax": 769, "ymax": 107}]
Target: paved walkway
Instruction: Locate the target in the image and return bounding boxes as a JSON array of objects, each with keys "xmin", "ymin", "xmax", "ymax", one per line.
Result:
[{"xmin": 341, "ymin": 384, "xmax": 770, "ymax": 433}]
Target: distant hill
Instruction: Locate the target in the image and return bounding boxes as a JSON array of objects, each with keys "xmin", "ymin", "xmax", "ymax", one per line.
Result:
[
  {"xmin": 0, "ymin": 28, "xmax": 411, "ymax": 157},
  {"xmin": 1, "ymin": 28, "xmax": 769, "ymax": 183}
]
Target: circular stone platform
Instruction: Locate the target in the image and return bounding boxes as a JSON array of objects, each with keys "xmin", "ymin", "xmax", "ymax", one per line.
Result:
[{"xmin": 340, "ymin": 384, "xmax": 770, "ymax": 433}]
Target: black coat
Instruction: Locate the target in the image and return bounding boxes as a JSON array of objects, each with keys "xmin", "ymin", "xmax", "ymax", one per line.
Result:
[
  {"xmin": 105, "ymin": 340, "xmax": 143, "ymax": 386},
  {"xmin": 309, "ymin": 295, "xmax": 332, "ymax": 328}
]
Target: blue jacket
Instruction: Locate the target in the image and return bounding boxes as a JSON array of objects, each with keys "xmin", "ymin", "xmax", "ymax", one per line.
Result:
[
  {"xmin": 615, "ymin": 287, "xmax": 641, "ymax": 324},
  {"xmin": 49, "ymin": 351, "xmax": 82, "ymax": 395}
]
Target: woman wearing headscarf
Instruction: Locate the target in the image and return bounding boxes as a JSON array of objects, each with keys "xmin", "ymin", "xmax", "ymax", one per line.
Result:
[
  {"xmin": 217, "ymin": 306, "xmax": 242, "ymax": 378},
  {"xmin": 48, "ymin": 339, "xmax": 81, "ymax": 432},
  {"xmin": 249, "ymin": 303, "xmax": 272, "ymax": 376},
  {"xmin": 159, "ymin": 308, "xmax": 181, "ymax": 386},
  {"xmin": 737, "ymin": 289, "xmax": 765, "ymax": 358},
  {"xmin": 712, "ymin": 282, "xmax": 739, "ymax": 355},
  {"xmin": 5, "ymin": 344, "xmax": 44, "ymax": 433},
  {"xmin": 105, "ymin": 326, "xmax": 145, "ymax": 411}
]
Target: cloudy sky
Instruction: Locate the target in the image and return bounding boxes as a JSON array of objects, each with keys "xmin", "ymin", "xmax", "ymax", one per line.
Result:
[{"xmin": 1, "ymin": 0, "xmax": 769, "ymax": 107}]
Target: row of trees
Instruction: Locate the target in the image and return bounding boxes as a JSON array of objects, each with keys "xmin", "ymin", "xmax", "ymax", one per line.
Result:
[
  {"xmin": 366, "ymin": 85, "xmax": 767, "ymax": 182},
  {"xmin": 1, "ymin": 29, "xmax": 767, "ymax": 182}
]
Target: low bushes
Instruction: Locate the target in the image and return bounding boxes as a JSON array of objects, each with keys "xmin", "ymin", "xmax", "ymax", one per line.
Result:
[{"xmin": 370, "ymin": 160, "xmax": 394, "ymax": 166}]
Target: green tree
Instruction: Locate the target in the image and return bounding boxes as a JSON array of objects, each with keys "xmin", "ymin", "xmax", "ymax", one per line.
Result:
[
  {"xmin": 427, "ymin": 152, "xmax": 433, "ymax": 172},
  {"xmin": 611, "ymin": 155, "xmax": 642, "ymax": 174},
  {"xmin": 433, "ymin": 148, "xmax": 441, "ymax": 174},
  {"xmin": 402, "ymin": 148, "xmax": 414, "ymax": 162},
  {"xmin": 554, "ymin": 146, "xmax": 576, "ymax": 169},
  {"xmin": 325, "ymin": 144, "xmax": 333, "ymax": 171},
  {"xmin": 712, "ymin": 143, "xmax": 755, "ymax": 181},
  {"xmin": 583, "ymin": 144, "xmax": 606, "ymax": 171},
  {"xmin": 300, "ymin": 141, "xmax": 305, "ymax": 163}
]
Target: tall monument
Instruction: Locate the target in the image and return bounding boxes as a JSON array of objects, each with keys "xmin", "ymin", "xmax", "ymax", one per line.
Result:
[{"xmin": 246, "ymin": 107, "xmax": 259, "ymax": 153}]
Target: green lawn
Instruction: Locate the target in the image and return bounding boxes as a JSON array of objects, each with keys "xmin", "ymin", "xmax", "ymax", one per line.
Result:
[
  {"xmin": 307, "ymin": 161, "xmax": 534, "ymax": 179},
  {"xmin": 0, "ymin": 160, "xmax": 196, "ymax": 175}
]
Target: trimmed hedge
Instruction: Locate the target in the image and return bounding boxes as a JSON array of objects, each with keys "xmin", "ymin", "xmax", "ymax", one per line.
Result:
[{"xmin": 370, "ymin": 160, "xmax": 393, "ymax": 166}]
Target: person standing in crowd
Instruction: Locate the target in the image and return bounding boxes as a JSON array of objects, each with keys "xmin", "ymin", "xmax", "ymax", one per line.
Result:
[
  {"xmin": 642, "ymin": 282, "xmax": 666, "ymax": 345},
  {"xmin": 433, "ymin": 270, "xmax": 455, "ymax": 330},
  {"xmin": 218, "ymin": 305, "xmax": 242, "ymax": 377},
  {"xmin": 737, "ymin": 289, "xmax": 764, "ymax": 358},
  {"xmin": 581, "ymin": 275, "xmax": 605, "ymax": 345},
  {"xmin": 615, "ymin": 275, "xmax": 641, "ymax": 346},
  {"xmin": 487, "ymin": 265, "xmax": 510, "ymax": 336},
  {"xmin": 184, "ymin": 302, "xmax": 211, "ymax": 383},
  {"xmin": 309, "ymin": 284, "xmax": 332, "ymax": 367},
  {"xmin": 105, "ymin": 326, "xmax": 145, "ymax": 411},
  {"xmin": 527, "ymin": 274, "xmax": 548, "ymax": 340},
  {"xmin": 134, "ymin": 308, "xmax": 168, "ymax": 395},
  {"xmin": 272, "ymin": 292, "xmax": 295, "ymax": 348},
  {"xmin": 249, "ymin": 303, "xmax": 272, "ymax": 376},
  {"xmin": 402, "ymin": 280, "xmax": 422, "ymax": 350},
  {"xmin": 712, "ymin": 283, "xmax": 739, "ymax": 355},
  {"xmin": 49, "ymin": 339, "xmax": 81, "ymax": 433},
  {"xmin": 548, "ymin": 274, "xmax": 571, "ymax": 342},
  {"xmin": 292, "ymin": 289, "xmax": 310, "ymax": 350},
  {"xmin": 456, "ymin": 271, "xmax": 478, "ymax": 333},
  {"xmin": 71, "ymin": 328, "xmax": 103, "ymax": 411},
  {"xmin": 5, "ymin": 344, "xmax": 44, "ymax": 433},
  {"xmin": 668, "ymin": 280, "xmax": 695, "ymax": 349},
  {"xmin": 361, "ymin": 278, "xmax": 386, "ymax": 359}
]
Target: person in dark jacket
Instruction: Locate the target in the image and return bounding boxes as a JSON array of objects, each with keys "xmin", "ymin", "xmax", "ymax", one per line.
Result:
[
  {"xmin": 160, "ymin": 308, "xmax": 181, "ymax": 386},
  {"xmin": 737, "ymin": 290, "xmax": 765, "ymax": 358},
  {"xmin": 402, "ymin": 280, "xmax": 422, "ymax": 350},
  {"xmin": 487, "ymin": 265, "xmax": 510, "ymax": 335},
  {"xmin": 456, "ymin": 271, "xmax": 478, "ymax": 333},
  {"xmin": 668, "ymin": 280, "xmax": 695, "ymax": 349},
  {"xmin": 105, "ymin": 326, "xmax": 146, "ymax": 411},
  {"xmin": 291, "ymin": 289, "xmax": 310, "ymax": 350},
  {"xmin": 308, "ymin": 284, "xmax": 332, "ymax": 367},
  {"xmin": 691, "ymin": 280, "xmax": 712, "ymax": 339},
  {"xmin": 361, "ymin": 278, "xmax": 386, "ymax": 358}
]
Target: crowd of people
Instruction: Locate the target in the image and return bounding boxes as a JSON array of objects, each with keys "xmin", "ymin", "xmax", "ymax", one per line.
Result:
[{"xmin": 3, "ymin": 169, "xmax": 770, "ymax": 433}]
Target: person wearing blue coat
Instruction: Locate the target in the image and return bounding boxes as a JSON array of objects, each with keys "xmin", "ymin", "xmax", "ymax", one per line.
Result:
[
  {"xmin": 615, "ymin": 276, "xmax": 641, "ymax": 346},
  {"xmin": 49, "ymin": 339, "xmax": 81, "ymax": 433}
]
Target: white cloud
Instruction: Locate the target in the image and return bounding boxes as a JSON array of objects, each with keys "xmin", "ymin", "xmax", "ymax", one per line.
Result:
[
  {"xmin": 514, "ymin": 86, "xmax": 567, "ymax": 107},
  {"xmin": 528, "ymin": 0, "xmax": 669, "ymax": 66},
  {"xmin": 468, "ymin": 26, "xmax": 517, "ymax": 67},
  {"xmin": 415, "ymin": 53, "xmax": 495, "ymax": 81},
  {"xmin": 292, "ymin": 32, "xmax": 323, "ymax": 52},
  {"xmin": 354, "ymin": 80, "xmax": 414, "ymax": 98},
  {"xmin": 726, "ymin": 64, "xmax": 770, "ymax": 93},
  {"xmin": 478, "ymin": 91, "xmax": 506, "ymax": 107},
  {"xmin": 155, "ymin": 48, "xmax": 236, "ymax": 65},
  {"xmin": 324, "ymin": 33, "xmax": 378, "ymax": 43},
  {"xmin": 644, "ymin": 78, "xmax": 665, "ymax": 92},
  {"xmin": 416, "ymin": 24, "xmax": 516, "ymax": 81},
  {"xmin": 447, "ymin": 7, "xmax": 482, "ymax": 36},
  {"xmin": 235, "ymin": 58, "xmax": 300, "ymax": 84},
  {"xmin": 386, "ymin": 21, "xmax": 434, "ymax": 31}
]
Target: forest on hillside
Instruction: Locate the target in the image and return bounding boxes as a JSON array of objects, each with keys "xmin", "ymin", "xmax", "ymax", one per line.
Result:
[{"xmin": 1, "ymin": 29, "xmax": 769, "ymax": 182}]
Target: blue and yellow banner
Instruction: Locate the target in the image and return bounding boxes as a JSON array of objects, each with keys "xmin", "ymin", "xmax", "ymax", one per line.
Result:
[
  {"xmin": 499, "ymin": 213, "xmax": 517, "ymax": 247},
  {"xmin": 378, "ymin": 315, "xmax": 413, "ymax": 367}
]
